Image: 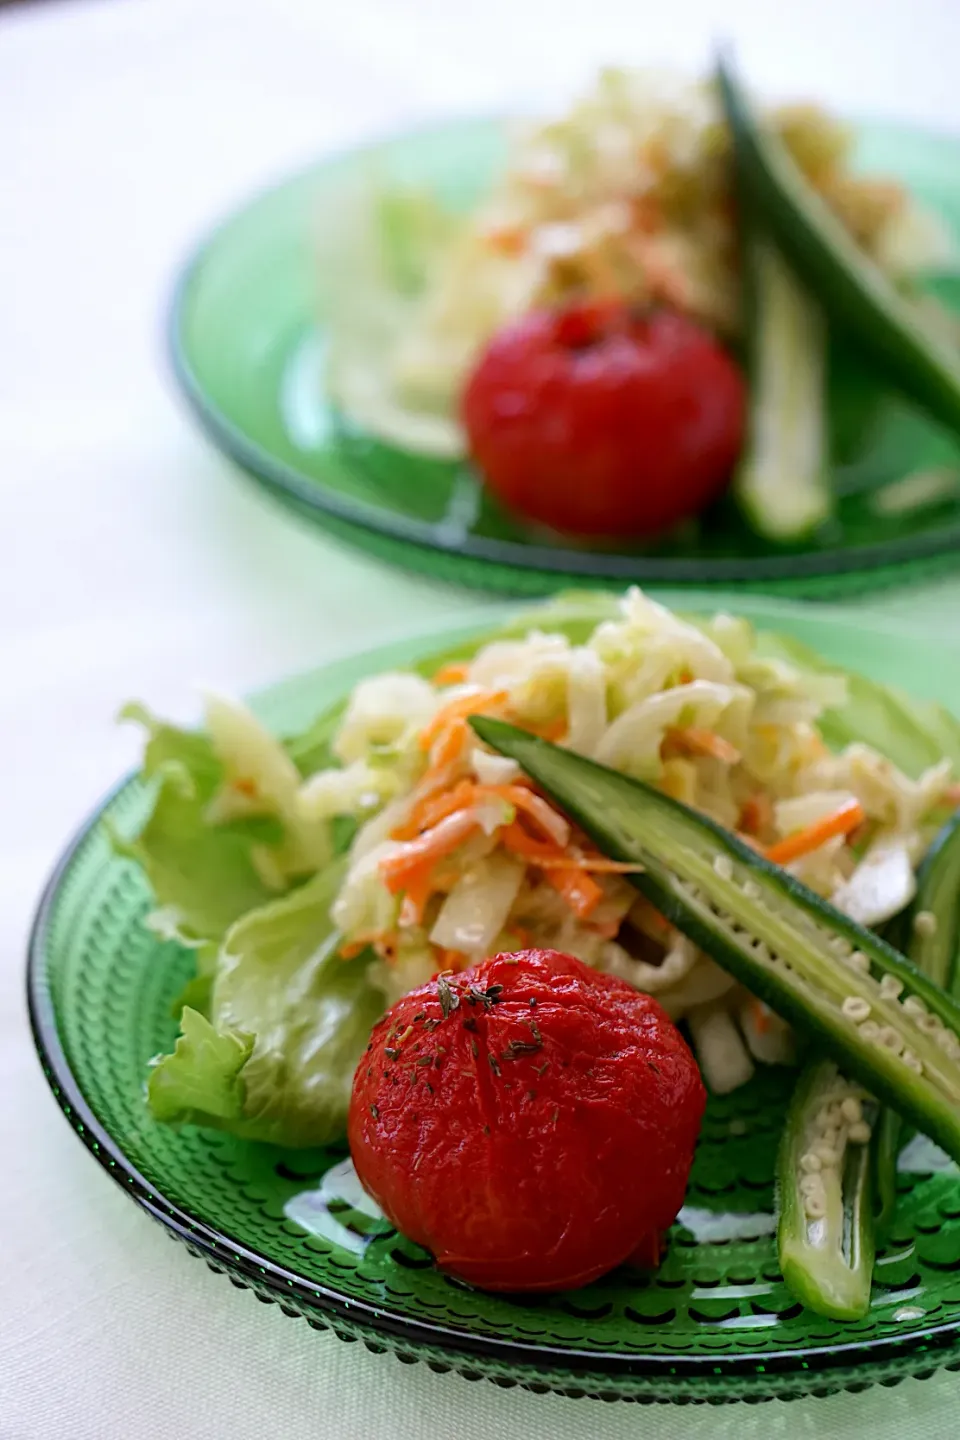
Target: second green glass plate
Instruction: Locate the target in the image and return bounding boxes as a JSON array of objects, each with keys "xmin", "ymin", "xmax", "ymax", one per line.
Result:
[
  {"xmin": 26, "ymin": 595, "xmax": 960, "ymax": 1401},
  {"xmin": 170, "ymin": 118, "xmax": 960, "ymax": 597}
]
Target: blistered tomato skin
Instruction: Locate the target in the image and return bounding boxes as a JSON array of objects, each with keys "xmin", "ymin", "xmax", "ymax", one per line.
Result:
[
  {"xmin": 349, "ymin": 949, "xmax": 706, "ymax": 1292},
  {"xmin": 461, "ymin": 303, "xmax": 746, "ymax": 539}
]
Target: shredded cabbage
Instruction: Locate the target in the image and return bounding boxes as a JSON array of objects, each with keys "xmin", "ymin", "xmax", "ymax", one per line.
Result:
[
  {"xmin": 564, "ymin": 647, "xmax": 608, "ymax": 756},
  {"xmin": 430, "ymin": 853, "xmax": 525, "ymax": 957},
  {"xmin": 595, "ymin": 680, "xmax": 753, "ymax": 776},
  {"xmin": 334, "ymin": 672, "xmax": 437, "ymax": 765},
  {"xmin": 471, "ymin": 748, "xmax": 522, "ymax": 786},
  {"xmin": 832, "ymin": 835, "xmax": 917, "ymax": 927}
]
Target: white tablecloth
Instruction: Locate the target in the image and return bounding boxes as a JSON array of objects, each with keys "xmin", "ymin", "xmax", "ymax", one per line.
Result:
[{"xmin": 4, "ymin": 2, "xmax": 960, "ymax": 1434}]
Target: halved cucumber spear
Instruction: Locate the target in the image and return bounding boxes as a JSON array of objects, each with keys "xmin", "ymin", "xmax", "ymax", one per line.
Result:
[
  {"xmin": 780, "ymin": 815, "xmax": 960, "ymax": 1318},
  {"xmin": 870, "ymin": 813, "xmax": 960, "ymax": 1225},
  {"xmin": 778, "ymin": 1061, "xmax": 879, "ymax": 1320},
  {"xmin": 718, "ymin": 55, "xmax": 960, "ymax": 440},
  {"xmin": 470, "ymin": 717, "xmax": 960, "ymax": 1165},
  {"xmin": 734, "ymin": 232, "xmax": 831, "ymax": 542}
]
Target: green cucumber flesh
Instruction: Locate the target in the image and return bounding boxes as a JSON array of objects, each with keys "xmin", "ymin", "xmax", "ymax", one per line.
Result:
[
  {"xmin": 872, "ymin": 1105, "xmax": 901, "ymax": 1234},
  {"xmin": 778, "ymin": 1059, "xmax": 877, "ymax": 1320},
  {"xmin": 471, "ymin": 717, "xmax": 960, "ymax": 1162},
  {"xmin": 717, "ymin": 56, "xmax": 960, "ymax": 439},
  {"xmin": 736, "ymin": 237, "xmax": 831, "ymax": 541}
]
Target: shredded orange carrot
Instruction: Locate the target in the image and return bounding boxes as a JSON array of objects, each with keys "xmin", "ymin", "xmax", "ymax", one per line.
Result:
[
  {"xmin": 392, "ymin": 779, "xmax": 478, "ymax": 841},
  {"xmin": 484, "ymin": 785, "xmax": 569, "ymax": 846},
  {"xmin": 398, "ymin": 871, "xmax": 434, "ymax": 927},
  {"xmin": 750, "ymin": 999, "xmax": 772, "ymax": 1036},
  {"xmin": 342, "ymin": 932, "xmax": 403, "ymax": 962},
  {"xmin": 419, "ymin": 690, "xmax": 510, "ymax": 752},
  {"xmin": 590, "ymin": 919, "xmax": 622, "ymax": 941},
  {"xmin": 418, "ymin": 718, "xmax": 472, "ymax": 792},
  {"xmin": 380, "ymin": 810, "xmax": 481, "ymax": 894},
  {"xmin": 563, "ymin": 856, "xmax": 645, "ymax": 874},
  {"xmin": 663, "ymin": 727, "xmax": 741, "ymax": 765},
  {"xmin": 338, "ymin": 938, "xmax": 371, "ymax": 959},
  {"xmin": 484, "ymin": 224, "xmax": 526, "ymax": 255},
  {"xmin": 765, "ymin": 800, "xmax": 866, "ymax": 867},
  {"xmin": 498, "ymin": 822, "xmax": 601, "ymax": 917},
  {"xmin": 501, "ymin": 828, "xmax": 605, "ymax": 916},
  {"xmin": 524, "ymin": 715, "xmax": 568, "ymax": 743},
  {"xmin": 738, "ymin": 793, "xmax": 773, "ymax": 838},
  {"xmin": 435, "ymin": 946, "xmax": 471, "ymax": 971},
  {"xmin": 532, "ymin": 855, "xmax": 644, "ymax": 875},
  {"xmin": 500, "ymin": 822, "xmax": 642, "ymax": 874},
  {"xmin": 547, "ymin": 866, "xmax": 604, "ymax": 921},
  {"xmin": 232, "ymin": 777, "xmax": 258, "ymax": 797},
  {"xmin": 500, "ymin": 822, "xmax": 564, "ymax": 866},
  {"xmin": 432, "ymin": 661, "xmax": 470, "ymax": 686}
]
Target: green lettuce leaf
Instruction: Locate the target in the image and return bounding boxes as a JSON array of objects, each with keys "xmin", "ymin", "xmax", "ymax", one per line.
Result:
[
  {"xmin": 114, "ymin": 704, "xmax": 281, "ymax": 941},
  {"xmin": 148, "ymin": 1007, "xmax": 253, "ymax": 1127},
  {"xmin": 147, "ymin": 862, "xmax": 384, "ymax": 1147},
  {"xmin": 756, "ymin": 631, "xmax": 960, "ymax": 778},
  {"xmin": 169, "ymin": 940, "xmax": 219, "ymax": 1019}
]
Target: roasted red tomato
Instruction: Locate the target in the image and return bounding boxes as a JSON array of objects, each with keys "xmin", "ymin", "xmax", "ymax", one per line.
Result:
[
  {"xmin": 349, "ymin": 949, "xmax": 705, "ymax": 1292},
  {"xmin": 461, "ymin": 302, "xmax": 745, "ymax": 538}
]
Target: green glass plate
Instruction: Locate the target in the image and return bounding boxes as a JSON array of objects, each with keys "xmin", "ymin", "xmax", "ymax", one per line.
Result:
[
  {"xmin": 27, "ymin": 595, "xmax": 960, "ymax": 1403},
  {"xmin": 170, "ymin": 117, "xmax": 960, "ymax": 598}
]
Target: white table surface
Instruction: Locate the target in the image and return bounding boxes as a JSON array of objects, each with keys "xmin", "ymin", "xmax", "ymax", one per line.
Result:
[{"xmin": 4, "ymin": 1, "xmax": 960, "ymax": 1435}]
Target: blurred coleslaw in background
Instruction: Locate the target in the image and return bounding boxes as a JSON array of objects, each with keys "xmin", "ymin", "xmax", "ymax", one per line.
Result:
[{"xmin": 325, "ymin": 68, "xmax": 952, "ymax": 459}]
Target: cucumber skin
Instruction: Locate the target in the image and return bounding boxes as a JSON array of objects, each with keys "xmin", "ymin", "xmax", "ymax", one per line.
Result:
[
  {"xmin": 471, "ymin": 718, "xmax": 960, "ymax": 1164},
  {"xmin": 718, "ymin": 57, "xmax": 960, "ymax": 439}
]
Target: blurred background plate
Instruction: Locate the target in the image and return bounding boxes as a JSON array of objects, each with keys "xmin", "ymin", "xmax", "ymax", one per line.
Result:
[
  {"xmin": 28, "ymin": 594, "xmax": 960, "ymax": 1402},
  {"xmin": 170, "ymin": 117, "xmax": 960, "ymax": 597}
]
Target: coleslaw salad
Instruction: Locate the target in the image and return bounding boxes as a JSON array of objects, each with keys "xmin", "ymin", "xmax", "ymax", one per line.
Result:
[{"xmin": 117, "ymin": 589, "xmax": 960, "ymax": 1145}]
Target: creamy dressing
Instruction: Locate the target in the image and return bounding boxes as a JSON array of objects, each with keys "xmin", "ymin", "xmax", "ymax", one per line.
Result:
[
  {"xmin": 283, "ymin": 1156, "xmax": 386, "ymax": 1256},
  {"xmin": 677, "ymin": 1205, "xmax": 778, "ymax": 1242}
]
